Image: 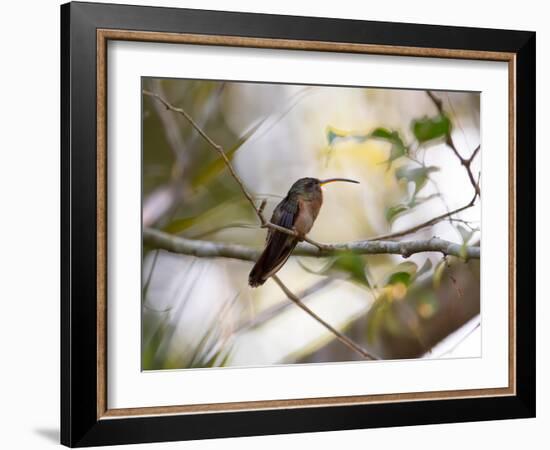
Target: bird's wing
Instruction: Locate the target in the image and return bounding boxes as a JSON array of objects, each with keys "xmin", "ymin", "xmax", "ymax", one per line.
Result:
[
  {"xmin": 249, "ymin": 198, "xmax": 299, "ymax": 285},
  {"xmin": 263, "ymin": 197, "xmax": 299, "ymax": 260}
]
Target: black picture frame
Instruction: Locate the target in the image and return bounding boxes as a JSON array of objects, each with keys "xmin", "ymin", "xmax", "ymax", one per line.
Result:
[{"xmin": 61, "ymin": 1, "xmax": 535, "ymax": 447}]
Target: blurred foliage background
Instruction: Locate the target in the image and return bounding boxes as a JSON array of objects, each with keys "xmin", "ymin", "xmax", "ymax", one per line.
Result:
[{"xmin": 141, "ymin": 77, "xmax": 481, "ymax": 370}]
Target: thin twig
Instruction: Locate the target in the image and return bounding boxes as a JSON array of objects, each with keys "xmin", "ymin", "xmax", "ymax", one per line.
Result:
[
  {"xmin": 470, "ymin": 144, "xmax": 481, "ymax": 164},
  {"xmin": 144, "ymin": 89, "xmax": 259, "ymax": 211},
  {"xmin": 426, "ymin": 91, "xmax": 481, "ymax": 198},
  {"xmin": 349, "ymin": 93, "xmax": 481, "ymax": 243},
  {"xmin": 142, "ymin": 80, "xmax": 193, "ymax": 227},
  {"xmin": 370, "ymin": 191, "xmax": 478, "ymax": 241},
  {"xmin": 235, "ymin": 278, "xmax": 334, "ymax": 334},
  {"xmin": 436, "ymin": 319, "xmax": 481, "ymax": 358},
  {"xmin": 142, "ymin": 249, "xmax": 160, "ymax": 299},
  {"xmin": 272, "ymin": 275, "xmax": 377, "ymax": 360},
  {"xmin": 148, "ymin": 79, "xmax": 189, "ymax": 172},
  {"xmin": 448, "ymin": 217, "xmax": 480, "ymax": 232}
]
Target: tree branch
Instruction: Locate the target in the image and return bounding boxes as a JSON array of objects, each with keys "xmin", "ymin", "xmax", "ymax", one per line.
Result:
[{"xmin": 144, "ymin": 227, "xmax": 480, "ymax": 260}]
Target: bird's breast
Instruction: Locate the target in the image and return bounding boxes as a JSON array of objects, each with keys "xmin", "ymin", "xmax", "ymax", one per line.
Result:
[{"xmin": 295, "ymin": 197, "xmax": 322, "ymax": 235}]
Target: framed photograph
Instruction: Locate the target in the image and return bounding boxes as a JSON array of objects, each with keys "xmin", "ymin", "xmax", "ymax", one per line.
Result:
[{"xmin": 61, "ymin": 1, "xmax": 535, "ymax": 447}]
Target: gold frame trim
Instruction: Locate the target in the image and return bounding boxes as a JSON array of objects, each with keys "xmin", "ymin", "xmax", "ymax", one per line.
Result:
[{"xmin": 96, "ymin": 29, "xmax": 516, "ymax": 420}]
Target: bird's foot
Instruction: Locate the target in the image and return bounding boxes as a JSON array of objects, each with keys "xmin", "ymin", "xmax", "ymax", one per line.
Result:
[{"xmin": 292, "ymin": 227, "xmax": 306, "ymax": 241}]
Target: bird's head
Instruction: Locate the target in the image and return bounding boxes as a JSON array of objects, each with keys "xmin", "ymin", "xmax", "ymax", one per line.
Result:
[{"xmin": 289, "ymin": 177, "xmax": 359, "ymax": 200}]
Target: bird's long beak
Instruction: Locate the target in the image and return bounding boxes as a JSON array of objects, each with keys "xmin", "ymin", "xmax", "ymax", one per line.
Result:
[{"xmin": 319, "ymin": 177, "xmax": 360, "ymax": 186}]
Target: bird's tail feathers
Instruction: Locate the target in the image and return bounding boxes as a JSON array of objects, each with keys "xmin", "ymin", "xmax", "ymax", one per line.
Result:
[
  {"xmin": 248, "ymin": 240, "xmax": 297, "ymax": 287},
  {"xmin": 248, "ymin": 250, "xmax": 270, "ymax": 287}
]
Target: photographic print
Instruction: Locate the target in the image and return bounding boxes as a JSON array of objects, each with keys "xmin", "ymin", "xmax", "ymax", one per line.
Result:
[
  {"xmin": 62, "ymin": 5, "xmax": 534, "ymax": 445},
  {"xmin": 141, "ymin": 78, "xmax": 481, "ymax": 370}
]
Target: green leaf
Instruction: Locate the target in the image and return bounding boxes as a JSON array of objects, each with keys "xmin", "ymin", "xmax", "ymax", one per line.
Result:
[
  {"xmin": 388, "ymin": 140, "xmax": 407, "ymax": 164},
  {"xmin": 459, "ymin": 243, "xmax": 469, "ymax": 261},
  {"xmin": 433, "ymin": 258, "xmax": 447, "ymax": 289},
  {"xmin": 387, "ymin": 165, "xmax": 439, "ymax": 225},
  {"xmin": 395, "ymin": 165, "xmax": 439, "ymax": 198},
  {"xmin": 163, "ymin": 216, "xmax": 198, "ymax": 234},
  {"xmin": 383, "ymin": 261, "xmax": 418, "ymax": 287},
  {"xmin": 385, "ymin": 203, "xmax": 410, "ymax": 224},
  {"xmin": 371, "ymin": 128, "xmax": 407, "ymax": 166},
  {"xmin": 332, "ymin": 253, "xmax": 370, "ymax": 287},
  {"xmin": 456, "ymin": 224, "xmax": 475, "ymax": 244},
  {"xmin": 455, "ymin": 225, "xmax": 476, "ymax": 261},
  {"xmin": 325, "ymin": 125, "xmax": 407, "ymax": 167},
  {"xmin": 298, "ymin": 253, "xmax": 370, "ymax": 288},
  {"xmin": 412, "ymin": 114, "xmax": 451, "ymax": 143},
  {"xmin": 370, "ymin": 127, "xmax": 394, "ymax": 140},
  {"xmin": 325, "ymin": 125, "xmax": 369, "ymax": 145},
  {"xmin": 326, "ymin": 126, "xmax": 344, "ymax": 145},
  {"xmin": 367, "ymin": 301, "xmax": 388, "ymax": 344},
  {"xmin": 387, "ymin": 272, "xmax": 412, "ymax": 286},
  {"xmin": 413, "ymin": 258, "xmax": 433, "ymax": 282}
]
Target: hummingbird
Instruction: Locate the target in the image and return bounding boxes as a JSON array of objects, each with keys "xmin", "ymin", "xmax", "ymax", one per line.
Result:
[{"xmin": 248, "ymin": 177, "xmax": 359, "ymax": 287}]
